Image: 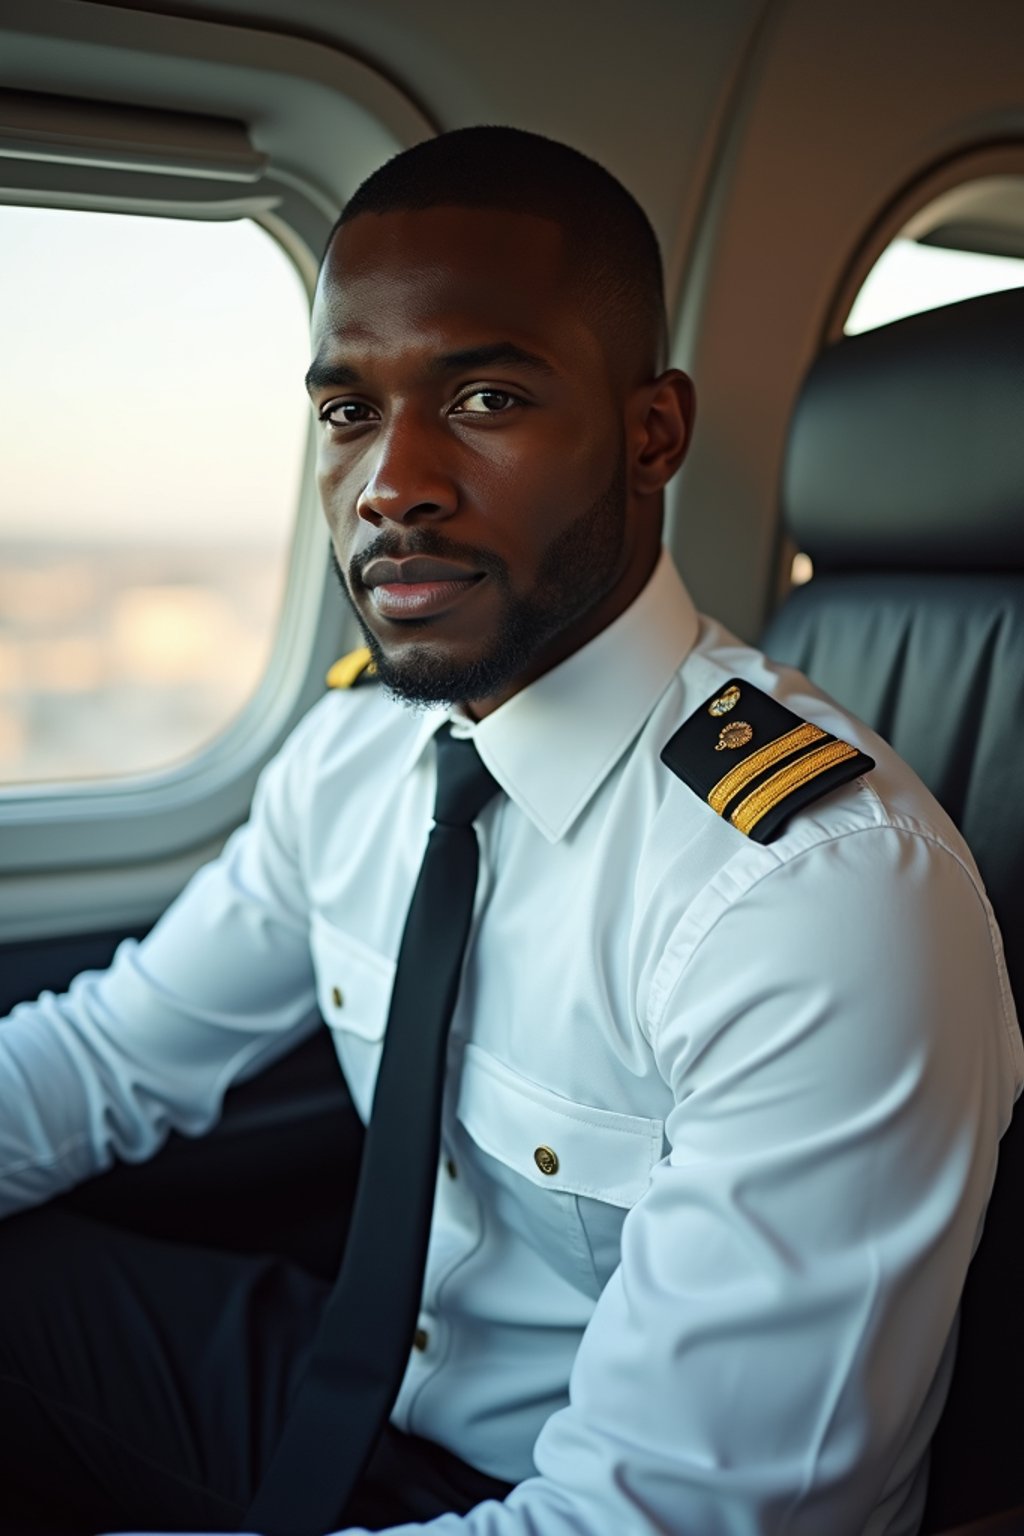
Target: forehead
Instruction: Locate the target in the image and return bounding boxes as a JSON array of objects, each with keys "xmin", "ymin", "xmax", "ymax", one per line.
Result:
[{"xmin": 311, "ymin": 205, "xmax": 598, "ymax": 366}]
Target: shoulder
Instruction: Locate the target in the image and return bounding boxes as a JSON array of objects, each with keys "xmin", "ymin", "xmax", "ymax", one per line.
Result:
[
  {"xmin": 650, "ymin": 614, "xmax": 967, "ymax": 865},
  {"xmin": 659, "ymin": 671, "xmax": 875, "ymax": 847},
  {"xmin": 261, "ymin": 647, "xmax": 429, "ymax": 793},
  {"xmin": 639, "ymin": 625, "xmax": 1019, "ymax": 1074},
  {"xmin": 628, "ymin": 615, "xmax": 991, "ymax": 995},
  {"xmin": 324, "ymin": 644, "xmax": 379, "ymax": 691}
]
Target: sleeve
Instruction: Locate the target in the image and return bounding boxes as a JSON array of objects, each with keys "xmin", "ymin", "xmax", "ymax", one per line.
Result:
[
  {"xmin": 0, "ymin": 702, "xmax": 332, "ymax": 1218},
  {"xmin": 335, "ymin": 825, "xmax": 1020, "ymax": 1536}
]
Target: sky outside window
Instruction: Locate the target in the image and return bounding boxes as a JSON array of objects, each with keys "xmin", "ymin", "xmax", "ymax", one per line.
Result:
[
  {"xmin": 0, "ymin": 204, "xmax": 313, "ymax": 784},
  {"xmin": 845, "ymin": 237, "xmax": 1024, "ymax": 333}
]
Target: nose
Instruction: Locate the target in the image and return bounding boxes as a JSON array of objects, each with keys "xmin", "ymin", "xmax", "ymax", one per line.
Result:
[{"xmin": 356, "ymin": 412, "xmax": 458, "ymax": 528}]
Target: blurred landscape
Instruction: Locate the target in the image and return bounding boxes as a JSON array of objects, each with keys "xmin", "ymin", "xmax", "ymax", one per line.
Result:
[
  {"xmin": 0, "ymin": 205, "xmax": 310, "ymax": 789},
  {"xmin": 0, "ymin": 540, "xmax": 285, "ymax": 785}
]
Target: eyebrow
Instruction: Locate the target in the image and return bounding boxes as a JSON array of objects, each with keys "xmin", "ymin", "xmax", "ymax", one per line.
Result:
[
  {"xmin": 430, "ymin": 343, "xmax": 557, "ymax": 379},
  {"xmin": 305, "ymin": 341, "xmax": 557, "ymax": 395},
  {"xmin": 304, "ymin": 358, "xmax": 361, "ymax": 393}
]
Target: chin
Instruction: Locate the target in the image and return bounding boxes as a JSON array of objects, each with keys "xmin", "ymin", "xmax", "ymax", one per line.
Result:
[{"xmin": 370, "ymin": 634, "xmax": 514, "ymax": 709}]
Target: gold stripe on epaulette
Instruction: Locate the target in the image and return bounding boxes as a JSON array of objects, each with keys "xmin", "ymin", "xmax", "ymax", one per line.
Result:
[
  {"xmin": 730, "ymin": 739, "xmax": 859, "ymax": 835},
  {"xmin": 708, "ymin": 722, "xmax": 826, "ymax": 815},
  {"xmin": 325, "ymin": 646, "xmax": 376, "ymax": 689}
]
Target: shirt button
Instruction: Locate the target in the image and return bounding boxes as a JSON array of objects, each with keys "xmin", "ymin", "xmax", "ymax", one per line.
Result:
[
  {"xmin": 445, "ymin": 1157, "xmax": 458, "ymax": 1180},
  {"xmin": 330, "ymin": 986, "xmax": 344, "ymax": 1008},
  {"xmin": 533, "ymin": 1145, "xmax": 559, "ymax": 1176},
  {"xmin": 413, "ymin": 1327, "xmax": 429, "ymax": 1352}
]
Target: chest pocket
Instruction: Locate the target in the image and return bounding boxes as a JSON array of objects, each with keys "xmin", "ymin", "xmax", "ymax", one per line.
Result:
[
  {"xmin": 454, "ymin": 1041, "xmax": 665, "ymax": 1297},
  {"xmin": 310, "ymin": 914, "xmax": 394, "ymax": 1123}
]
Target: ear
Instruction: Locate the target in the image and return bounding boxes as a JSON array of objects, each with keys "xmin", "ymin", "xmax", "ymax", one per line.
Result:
[{"xmin": 629, "ymin": 369, "xmax": 696, "ymax": 496}]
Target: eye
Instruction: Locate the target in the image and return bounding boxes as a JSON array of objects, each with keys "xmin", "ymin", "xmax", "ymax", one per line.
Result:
[
  {"xmin": 319, "ymin": 399, "xmax": 378, "ymax": 428},
  {"xmin": 451, "ymin": 388, "xmax": 521, "ymax": 415}
]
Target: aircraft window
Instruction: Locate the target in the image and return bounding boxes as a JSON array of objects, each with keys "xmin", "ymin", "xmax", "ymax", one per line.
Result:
[
  {"xmin": 0, "ymin": 203, "xmax": 310, "ymax": 786},
  {"xmin": 845, "ymin": 238, "xmax": 1024, "ymax": 334}
]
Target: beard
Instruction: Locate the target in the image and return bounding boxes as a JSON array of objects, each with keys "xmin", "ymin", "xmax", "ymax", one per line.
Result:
[{"xmin": 331, "ymin": 450, "xmax": 628, "ymax": 709}]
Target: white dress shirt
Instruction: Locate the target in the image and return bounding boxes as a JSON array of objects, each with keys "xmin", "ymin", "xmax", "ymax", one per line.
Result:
[{"xmin": 1, "ymin": 551, "xmax": 1020, "ymax": 1536}]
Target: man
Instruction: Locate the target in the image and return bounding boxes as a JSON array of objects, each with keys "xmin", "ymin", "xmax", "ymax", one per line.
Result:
[{"xmin": 0, "ymin": 127, "xmax": 1019, "ymax": 1536}]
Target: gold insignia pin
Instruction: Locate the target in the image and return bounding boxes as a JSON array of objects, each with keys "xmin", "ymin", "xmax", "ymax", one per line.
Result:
[
  {"xmin": 708, "ymin": 685, "xmax": 741, "ymax": 717},
  {"xmin": 715, "ymin": 721, "xmax": 754, "ymax": 751}
]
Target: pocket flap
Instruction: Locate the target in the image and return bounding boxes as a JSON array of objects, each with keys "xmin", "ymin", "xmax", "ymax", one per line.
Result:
[
  {"xmin": 310, "ymin": 914, "xmax": 394, "ymax": 1042},
  {"xmin": 455, "ymin": 1042, "xmax": 663, "ymax": 1208}
]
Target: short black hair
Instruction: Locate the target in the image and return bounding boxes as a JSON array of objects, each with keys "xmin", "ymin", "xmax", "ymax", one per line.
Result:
[{"xmin": 329, "ymin": 125, "xmax": 668, "ymax": 374}]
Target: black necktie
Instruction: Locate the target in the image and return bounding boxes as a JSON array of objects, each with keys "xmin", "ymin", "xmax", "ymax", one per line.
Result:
[{"xmin": 246, "ymin": 725, "xmax": 501, "ymax": 1536}]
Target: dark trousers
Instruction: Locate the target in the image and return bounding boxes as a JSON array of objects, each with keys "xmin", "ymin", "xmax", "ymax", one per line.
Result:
[{"xmin": 0, "ymin": 1206, "xmax": 514, "ymax": 1535}]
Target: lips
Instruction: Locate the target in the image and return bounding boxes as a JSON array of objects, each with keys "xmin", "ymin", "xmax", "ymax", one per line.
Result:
[
  {"xmin": 362, "ymin": 556, "xmax": 482, "ymax": 588},
  {"xmin": 361, "ymin": 555, "xmax": 486, "ymax": 621}
]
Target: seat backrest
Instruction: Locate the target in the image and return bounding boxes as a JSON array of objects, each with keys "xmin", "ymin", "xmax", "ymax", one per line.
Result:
[{"xmin": 760, "ymin": 287, "xmax": 1024, "ymax": 1531}]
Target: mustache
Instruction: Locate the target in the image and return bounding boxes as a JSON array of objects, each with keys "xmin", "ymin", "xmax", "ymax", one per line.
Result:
[{"xmin": 347, "ymin": 528, "xmax": 510, "ymax": 589}]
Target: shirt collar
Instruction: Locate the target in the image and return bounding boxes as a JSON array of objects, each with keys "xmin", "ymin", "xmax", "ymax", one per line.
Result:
[{"xmin": 399, "ymin": 549, "xmax": 699, "ymax": 842}]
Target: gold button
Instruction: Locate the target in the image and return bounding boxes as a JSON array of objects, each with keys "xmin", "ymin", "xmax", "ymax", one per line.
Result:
[
  {"xmin": 413, "ymin": 1327, "xmax": 429, "ymax": 1352},
  {"xmin": 533, "ymin": 1145, "xmax": 559, "ymax": 1176},
  {"xmin": 445, "ymin": 1157, "xmax": 458, "ymax": 1179},
  {"xmin": 330, "ymin": 986, "xmax": 343, "ymax": 1008}
]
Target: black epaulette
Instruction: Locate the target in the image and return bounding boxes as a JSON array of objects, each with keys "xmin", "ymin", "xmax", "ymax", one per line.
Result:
[
  {"xmin": 660, "ymin": 678, "xmax": 875, "ymax": 844},
  {"xmin": 325, "ymin": 646, "xmax": 378, "ymax": 689}
]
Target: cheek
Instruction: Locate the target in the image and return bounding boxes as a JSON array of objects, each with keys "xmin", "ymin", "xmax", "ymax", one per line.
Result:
[
  {"xmin": 481, "ymin": 444, "xmax": 610, "ymax": 561},
  {"xmin": 480, "ymin": 497, "xmax": 573, "ymax": 596},
  {"xmin": 315, "ymin": 450, "xmax": 360, "ymax": 527}
]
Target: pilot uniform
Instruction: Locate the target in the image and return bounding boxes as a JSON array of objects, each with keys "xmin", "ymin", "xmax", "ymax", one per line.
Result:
[{"xmin": 0, "ymin": 549, "xmax": 1019, "ymax": 1536}]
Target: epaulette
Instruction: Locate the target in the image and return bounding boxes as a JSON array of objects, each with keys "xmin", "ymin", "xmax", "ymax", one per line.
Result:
[
  {"xmin": 660, "ymin": 678, "xmax": 875, "ymax": 844},
  {"xmin": 325, "ymin": 646, "xmax": 378, "ymax": 689}
]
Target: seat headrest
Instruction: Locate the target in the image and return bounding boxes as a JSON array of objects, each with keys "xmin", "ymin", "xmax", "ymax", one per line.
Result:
[{"xmin": 782, "ymin": 286, "xmax": 1024, "ymax": 571}]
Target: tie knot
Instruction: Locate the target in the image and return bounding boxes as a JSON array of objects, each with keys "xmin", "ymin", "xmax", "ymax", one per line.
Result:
[{"xmin": 432, "ymin": 725, "xmax": 501, "ymax": 827}]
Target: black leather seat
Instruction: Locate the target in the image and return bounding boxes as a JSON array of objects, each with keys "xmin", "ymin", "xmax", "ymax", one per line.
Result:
[{"xmin": 761, "ymin": 286, "xmax": 1024, "ymax": 1533}]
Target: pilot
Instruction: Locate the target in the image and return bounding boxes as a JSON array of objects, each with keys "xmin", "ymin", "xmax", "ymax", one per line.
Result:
[{"xmin": 0, "ymin": 127, "xmax": 1019, "ymax": 1536}]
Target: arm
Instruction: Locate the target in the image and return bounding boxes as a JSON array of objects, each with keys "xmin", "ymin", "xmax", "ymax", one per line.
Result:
[
  {"xmin": 0, "ymin": 703, "xmax": 329, "ymax": 1218},
  {"xmin": 343, "ymin": 825, "xmax": 1019, "ymax": 1535}
]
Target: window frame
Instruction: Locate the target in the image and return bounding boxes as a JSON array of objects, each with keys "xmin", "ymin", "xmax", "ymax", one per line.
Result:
[
  {"xmin": 0, "ymin": 6, "xmax": 434, "ymax": 903},
  {"xmin": 826, "ymin": 142, "xmax": 1024, "ymax": 345},
  {"xmin": 0, "ymin": 169, "xmax": 338, "ymax": 873}
]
